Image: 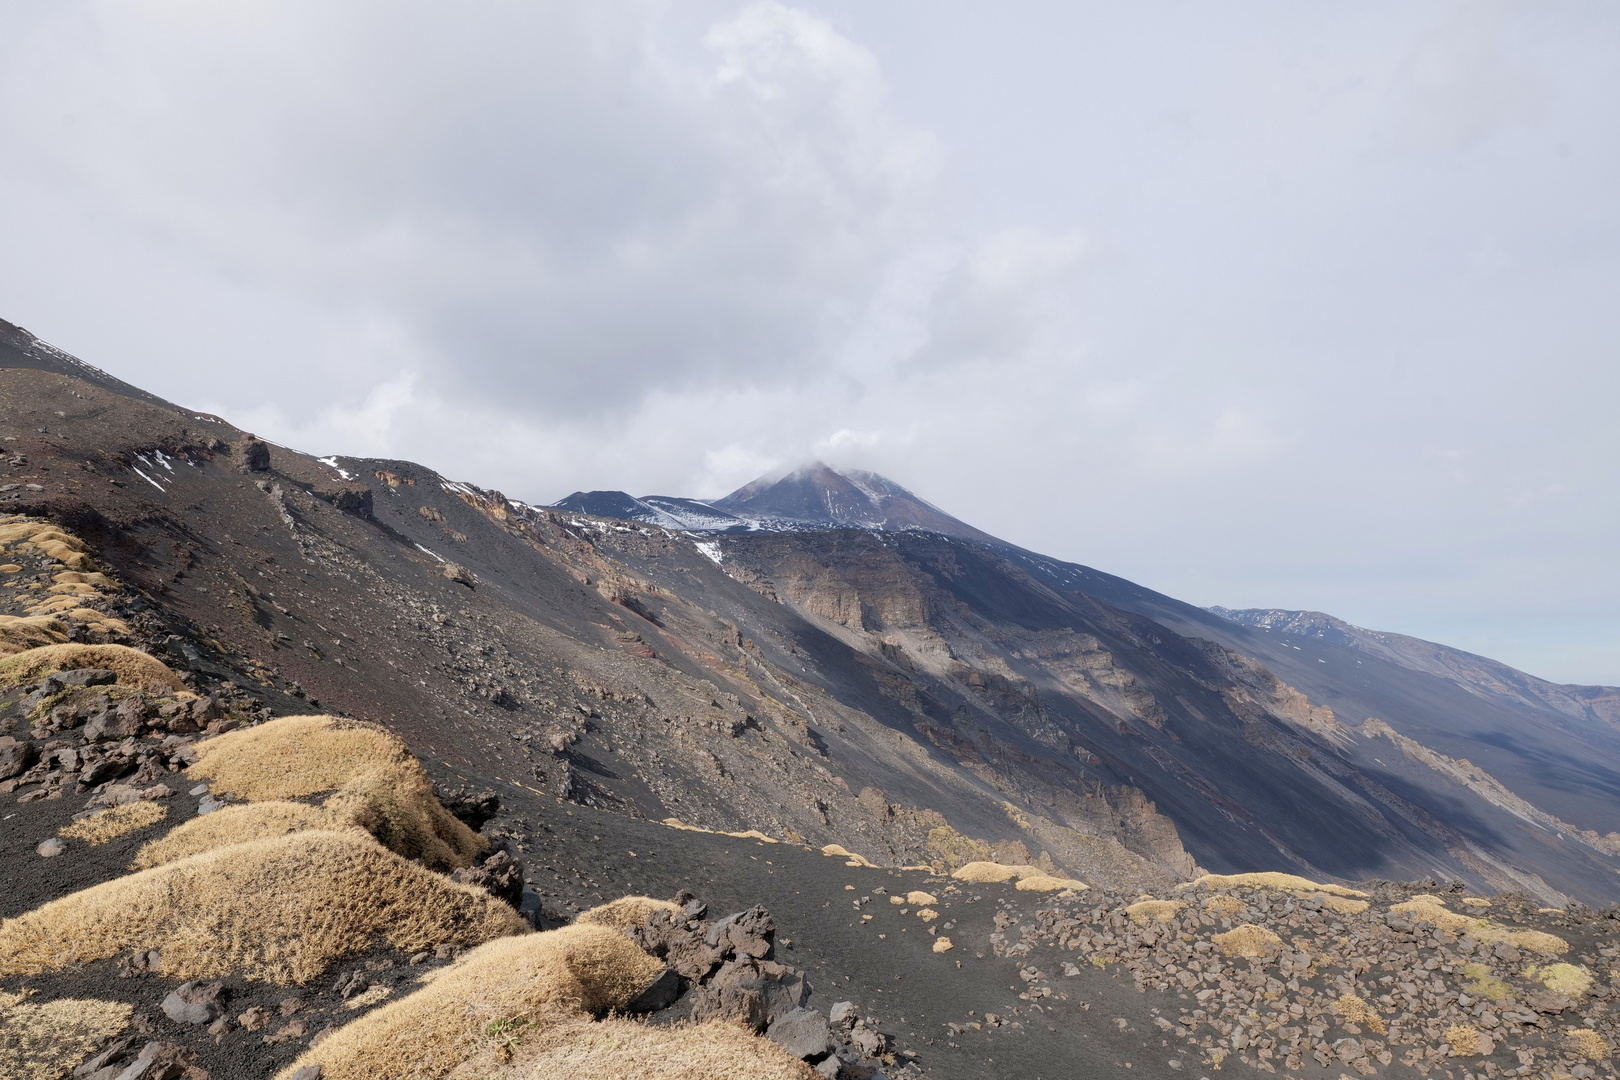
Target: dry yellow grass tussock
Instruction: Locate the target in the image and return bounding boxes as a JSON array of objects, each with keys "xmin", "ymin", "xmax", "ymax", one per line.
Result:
[
  {"xmin": 725, "ymin": 830, "xmax": 779, "ymax": 843},
  {"xmin": 277, "ymin": 924, "xmax": 666, "ymax": 1080},
  {"xmin": 0, "ymin": 643, "xmax": 184, "ymax": 693},
  {"xmin": 1527, "ymin": 963, "xmax": 1593, "ymax": 997},
  {"xmin": 0, "ymin": 830, "xmax": 525, "ymax": 984},
  {"xmin": 952, "ymin": 861, "xmax": 1045, "ymax": 884},
  {"xmin": 1015, "ymin": 874, "xmax": 1089, "ymax": 892},
  {"xmin": 932, "ymin": 936, "xmax": 954, "ymax": 953},
  {"xmin": 1126, "ymin": 900, "xmax": 1185, "ymax": 924},
  {"xmin": 1568, "ymin": 1029, "xmax": 1611, "ymax": 1061},
  {"xmin": 905, "ymin": 891, "xmax": 938, "ymax": 906},
  {"xmin": 1213, "ymin": 924, "xmax": 1283, "ymax": 958},
  {"xmin": 189, "ymin": 715, "xmax": 484, "ymax": 869},
  {"xmin": 1458, "ymin": 896, "xmax": 1491, "ymax": 908},
  {"xmin": 1192, "ymin": 872, "xmax": 1367, "ymax": 899},
  {"xmin": 129, "ymin": 801, "xmax": 348, "ymax": 869},
  {"xmin": 1445, "ymin": 1023, "xmax": 1482, "ymax": 1056},
  {"xmin": 0, "ymin": 615, "xmax": 71, "ymax": 655},
  {"xmin": 1298, "ymin": 891, "xmax": 1369, "ymax": 915},
  {"xmin": 447, "ymin": 1015, "xmax": 816, "ymax": 1080},
  {"xmin": 576, "ymin": 896, "xmax": 684, "ymax": 936},
  {"xmin": 58, "ymin": 801, "xmax": 169, "ymax": 845},
  {"xmin": 1462, "ymin": 963, "xmax": 1512, "ymax": 1002},
  {"xmin": 1390, "ymin": 895, "xmax": 1568, "ymax": 955},
  {"xmin": 0, "ymin": 990, "xmax": 134, "ymax": 1080},
  {"xmin": 820, "ymin": 844, "xmax": 878, "ymax": 868},
  {"xmin": 1204, "ymin": 895, "xmax": 1246, "ymax": 918}
]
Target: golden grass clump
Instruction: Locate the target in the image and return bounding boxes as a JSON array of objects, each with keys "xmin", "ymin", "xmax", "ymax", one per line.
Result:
[
  {"xmin": 1527, "ymin": 963, "xmax": 1593, "ymax": 997},
  {"xmin": 1297, "ymin": 891, "xmax": 1369, "ymax": 915},
  {"xmin": 0, "ymin": 643, "xmax": 184, "ymax": 693},
  {"xmin": 58, "ymin": 801, "xmax": 169, "ymax": 845},
  {"xmin": 952, "ymin": 861, "xmax": 1045, "ymax": 884},
  {"xmin": 1445, "ymin": 1023, "xmax": 1481, "ymax": 1056},
  {"xmin": 1461, "ymin": 963, "xmax": 1512, "ymax": 1002},
  {"xmin": 1016, "ymin": 874, "xmax": 1089, "ymax": 892},
  {"xmin": 0, "ymin": 990, "xmax": 134, "ymax": 1080},
  {"xmin": 188, "ymin": 715, "xmax": 484, "ymax": 870},
  {"xmin": 725, "ymin": 829, "xmax": 779, "ymax": 843},
  {"xmin": 1390, "ymin": 895, "xmax": 1569, "ymax": 955},
  {"xmin": 575, "ymin": 897, "xmax": 684, "ymax": 936},
  {"xmin": 905, "ymin": 890, "xmax": 938, "ymax": 906},
  {"xmin": 1192, "ymin": 872, "xmax": 1368, "ymax": 899},
  {"xmin": 129, "ymin": 801, "xmax": 347, "ymax": 869},
  {"xmin": 276, "ymin": 924, "xmax": 667, "ymax": 1080},
  {"xmin": 1213, "ymin": 924, "xmax": 1283, "ymax": 958},
  {"xmin": 0, "ymin": 615, "xmax": 71, "ymax": 655},
  {"xmin": 932, "ymin": 936, "xmax": 954, "ymax": 953},
  {"xmin": 1126, "ymin": 899, "xmax": 1185, "ymax": 924},
  {"xmin": 1458, "ymin": 896, "xmax": 1491, "ymax": 908},
  {"xmin": 1333, "ymin": 994, "xmax": 1387, "ymax": 1033},
  {"xmin": 1567, "ymin": 1029, "xmax": 1611, "ymax": 1061},
  {"xmin": 1204, "ymin": 895, "xmax": 1246, "ymax": 918},
  {"xmin": 916, "ymin": 908, "xmax": 938, "ymax": 922},
  {"xmin": 821, "ymin": 844, "xmax": 877, "ymax": 868},
  {"xmin": 0, "ymin": 830, "xmax": 525, "ymax": 984},
  {"xmin": 444, "ymin": 1015, "xmax": 816, "ymax": 1080}
]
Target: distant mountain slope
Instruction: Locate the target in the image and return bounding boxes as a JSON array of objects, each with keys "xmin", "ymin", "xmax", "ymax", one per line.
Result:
[
  {"xmin": 546, "ymin": 462, "xmax": 1004, "ymax": 543},
  {"xmin": 1209, "ymin": 606, "xmax": 1620, "ymax": 730},
  {"xmin": 7, "ymin": 326, "xmax": 1620, "ymax": 904}
]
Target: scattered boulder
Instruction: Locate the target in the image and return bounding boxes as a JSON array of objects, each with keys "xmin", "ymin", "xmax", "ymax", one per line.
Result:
[
  {"xmin": 237, "ymin": 1005, "xmax": 271, "ymax": 1031},
  {"xmin": 162, "ymin": 980, "xmax": 226, "ymax": 1025},
  {"xmin": 439, "ymin": 562, "xmax": 475, "ymax": 588},
  {"xmin": 435, "ymin": 784, "xmax": 500, "ymax": 828},
  {"xmin": 0, "ymin": 735, "xmax": 36, "ymax": 778},
  {"xmin": 57, "ymin": 667, "xmax": 117, "ymax": 688},
  {"xmin": 768, "ymin": 1006, "xmax": 830, "ymax": 1061},
  {"xmin": 83, "ymin": 698, "xmax": 145, "ymax": 742},
  {"xmin": 451, "ymin": 850, "xmax": 524, "ymax": 908},
  {"xmin": 625, "ymin": 966, "xmax": 682, "ymax": 1013},
  {"xmin": 36, "ymin": 837, "xmax": 65, "ymax": 857},
  {"xmin": 236, "ymin": 436, "xmax": 270, "ymax": 472},
  {"xmin": 315, "ymin": 484, "xmax": 373, "ymax": 517}
]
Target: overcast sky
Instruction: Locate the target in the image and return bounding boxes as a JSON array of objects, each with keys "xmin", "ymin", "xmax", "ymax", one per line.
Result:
[{"xmin": 2, "ymin": 1, "xmax": 1616, "ymax": 683}]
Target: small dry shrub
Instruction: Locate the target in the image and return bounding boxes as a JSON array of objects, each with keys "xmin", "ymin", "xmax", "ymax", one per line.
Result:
[
  {"xmin": 1015, "ymin": 874, "xmax": 1088, "ymax": 892},
  {"xmin": 130, "ymin": 801, "xmax": 346, "ymax": 869},
  {"xmin": 932, "ymin": 936, "xmax": 954, "ymax": 953},
  {"xmin": 575, "ymin": 896, "xmax": 683, "ymax": 936},
  {"xmin": 1126, "ymin": 900, "xmax": 1184, "ymax": 924},
  {"xmin": 905, "ymin": 891, "xmax": 937, "ymax": 906},
  {"xmin": 446, "ymin": 1014, "xmax": 816, "ymax": 1080},
  {"xmin": 1213, "ymin": 924, "xmax": 1282, "ymax": 958},
  {"xmin": 952, "ymin": 861, "xmax": 1045, "ymax": 884},
  {"xmin": 1445, "ymin": 1023, "xmax": 1481, "ymax": 1056},
  {"xmin": 276, "ymin": 924, "xmax": 666, "ymax": 1080},
  {"xmin": 1204, "ymin": 895, "xmax": 1245, "ymax": 918},
  {"xmin": 1299, "ymin": 891, "xmax": 1368, "ymax": 915},
  {"xmin": 0, "ymin": 830, "xmax": 525, "ymax": 984},
  {"xmin": 1333, "ymin": 994, "xmax": 1387, "ymax": 1033},
  {"xmin": 1527, "ymin": 962, "xmax": 1593, "ymax": 997},
  {"xmin": 0, "ymin": 989, "xmax": 133, "ymax": 1080},
  {"xmin": 1567, "ymin": 1029, "xmax": 1610, "ymax": 1061},
  {"xmin": 1461, "ymin": 963, "xmax": 1512, "ymax": 1002},
  {"xmin": 1193, "ymin": 872, "xmax": 1367, "ymax": 898},
  {"xmin": 189, "ymin": 715, "xmax": 483, "ymax": 869},
  {"xmin": 1391, "ymin": 895, "xmax": 1568, "ymax": 955},
  {"xmin": 820, "ymin": 844, "xmax": 877, "ymax": 868},
  {"xmin": 58, "ymin": 801, "xmax": 168, "ymax": 845},
  {"xmin": 0, "ymin": 643, "xmax": 183, "ymax": 693}
]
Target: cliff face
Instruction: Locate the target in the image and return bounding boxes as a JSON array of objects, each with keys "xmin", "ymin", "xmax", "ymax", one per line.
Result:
[{"xmin": 4, "ymin": 322, "xmax": 1620, "ymax": 902}]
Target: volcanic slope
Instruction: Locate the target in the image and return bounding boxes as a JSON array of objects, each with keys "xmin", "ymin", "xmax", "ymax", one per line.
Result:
[{"xmin": 3, "ymin": 314, "xmax": 1620, "ymax": 910}]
